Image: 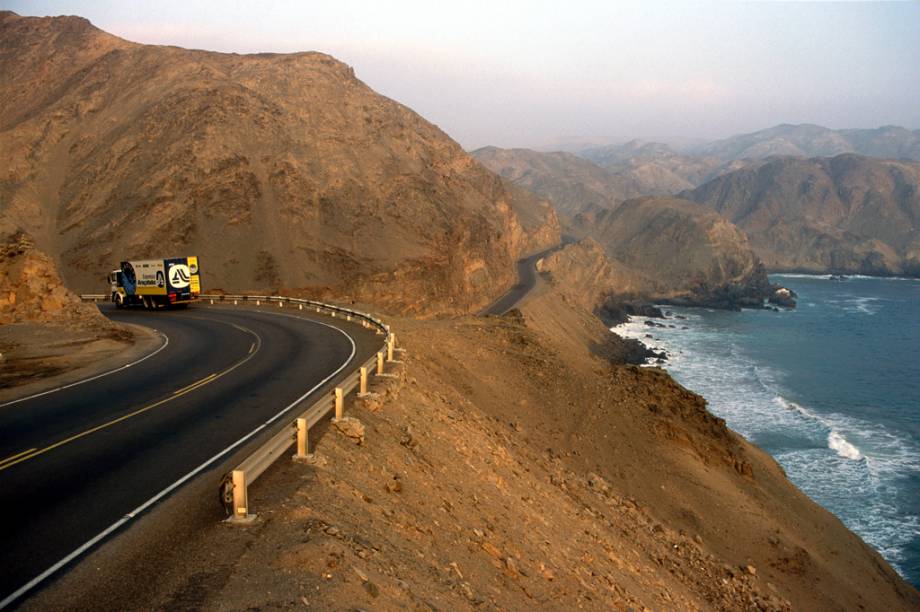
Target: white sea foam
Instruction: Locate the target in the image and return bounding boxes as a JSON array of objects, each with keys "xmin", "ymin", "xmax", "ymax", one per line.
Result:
[
  {"xmin": 773, "ymin": 273, "xmax": 920, "ymax": 282},
  {"xmin": 828, "ymin": 431, "xmax": 863, "ymax": 460},
  {"xmin": 612, "ymin": 306, "xmax": 920, "ymax": 579}
]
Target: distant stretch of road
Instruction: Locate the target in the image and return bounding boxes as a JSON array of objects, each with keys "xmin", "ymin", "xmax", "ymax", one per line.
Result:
[
  {"xmin": 480, "ymin": 237, "xmax": 574, "ymax": 316},
  {"xmin": 0, "ymin": 304, "xmax": 381, "ymax": 608}
]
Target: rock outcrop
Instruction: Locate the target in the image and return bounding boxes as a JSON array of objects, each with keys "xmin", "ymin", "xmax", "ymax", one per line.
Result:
[
  {"xmin": 684, "ymin": 154, "xmax": 920, "ymax": 276},
  {"xmin": 0, "ymin": 11, "xmax": 559, "ymax": 316},
  {"xmin": 567, "ymin": 198, "xmax": 782, "ymax": 309},
  {"xmin": 0, "ymin": 230, "xmax": 110, "ymax": 328}
]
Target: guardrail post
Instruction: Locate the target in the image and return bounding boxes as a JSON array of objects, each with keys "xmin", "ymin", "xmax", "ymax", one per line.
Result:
[
  {"xmin": 210, "ymin": 299, "xmax": 214, "ymax": 305},
  {"xmin": 299, "ymin": 304, "xmax": 303, "ymax": 310},
  {"xmin": 278, "ymin": 300, "xmax": 283, "ymax": 308},
  {"xmin": 331, "ymin": 311, "xmax": 336, "ymax": 318},
  {"xmin": 226, "ymin": 470, "xmax": 255, "ymax": 524},
  {"xmin": 335, "ymin": 387, "xmax": 344, "ymax": 420},
  {"xmin": 377, "ymin": 351, "xmax": 384, "ymax": 375},
  {"xmin": 294, "ymin": 417, "xmax": 310, "ymax": 459},
  {"xmin": 346, "ymin": 314, "xmax": 351, "ymax": 322},
  {"xmin": 387, "ymin": 337, "xmax": 394, "ymax": 362},
  {"xmin": 234, "ymin": 299, "xmax": 238, "ymax": 306},
  {"xmin": 360, "ymin": 367, "xmax": 368, "ymax": 395},
  {"xmin": 256, "ymin": 300, "xmax": 261, "ymax": 306}
]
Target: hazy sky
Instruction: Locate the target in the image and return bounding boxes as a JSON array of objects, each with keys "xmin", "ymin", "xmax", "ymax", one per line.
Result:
[{"xmin": 6, "ymin": 1, "xmax": 920, "ymax": 150}]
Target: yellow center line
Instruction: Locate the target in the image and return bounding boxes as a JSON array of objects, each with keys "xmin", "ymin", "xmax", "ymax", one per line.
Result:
[
  {"xmin": 172, "ymin": 373, "xmax": 217, "ymax": 395},
  {"xmin": 0, "ymin": 447, "xmax": 38, "ymax": 469},
  {"xmin": 0, "ymin": 322, "xmax": 261, "ymax": 473}
]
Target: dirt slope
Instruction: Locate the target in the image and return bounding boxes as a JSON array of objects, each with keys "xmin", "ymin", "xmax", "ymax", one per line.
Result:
[
  {"xmin": 684, "ymin": 154, "xmax": 920, "ymax": 275},
  {"xmin": 29, "ymin": 289, "xmax": 919, "ymax": 611},
  {"xmin": 0, "ymin": 11, "xmax": 559, "ymax": 316}
]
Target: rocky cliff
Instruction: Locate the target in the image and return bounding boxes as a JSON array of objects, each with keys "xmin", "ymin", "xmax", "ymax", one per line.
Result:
[
  {"xmin": 569, "ymin": 198, "xmax": 777, "ymax": 309},
  {"xmin": 0, "ymin": 230, "xmax": 110, "ymax": 328},
  {"xmin": 684, "ymin": 154, "xmax": 920, "ymax": 276},
  {"xmin": 0, "ymin": 11, "xmax": 559, "ymax": 316}
]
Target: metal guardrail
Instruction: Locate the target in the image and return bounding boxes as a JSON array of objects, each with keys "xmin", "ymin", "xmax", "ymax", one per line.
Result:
[{"xmin": 81, "ymin": 291, "xmax": 400, "ymax": 523}]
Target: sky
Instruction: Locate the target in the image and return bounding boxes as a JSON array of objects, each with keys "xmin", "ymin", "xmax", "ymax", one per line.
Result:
[{"xmin": 6, "ymin": 1, "xmax": 920, "ymax": 150}]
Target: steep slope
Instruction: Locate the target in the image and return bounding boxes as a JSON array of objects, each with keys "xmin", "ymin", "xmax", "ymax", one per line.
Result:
[
  {"xmin": 0, "ymin": 11, "xmax": 558, "ymax": 316},
  {"xmin": 695, "ymin": 124, "xmax": 920, "ymax": 163},
  {"xmin": 684, "ymin": 154, "xmax": 920, "ymax": 276},
  {"xmin": 571, "ymin": 197, "xmax": 776, "ymax": 308}
]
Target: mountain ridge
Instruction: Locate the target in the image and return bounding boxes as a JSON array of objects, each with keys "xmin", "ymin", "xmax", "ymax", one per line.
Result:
[{"xmin": 0, "ymin": 11, "xmax": 559, "ymax": 316}]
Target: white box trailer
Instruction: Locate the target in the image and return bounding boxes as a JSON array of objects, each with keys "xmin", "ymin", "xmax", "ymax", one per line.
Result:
[{"xmin": 109, "ymin": 256, "xmax": 201, "ymax": 309}]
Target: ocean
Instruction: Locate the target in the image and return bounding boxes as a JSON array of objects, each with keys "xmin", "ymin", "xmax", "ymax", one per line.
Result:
[{"xmin": 613, "ymin": 274, "xmax": 920, "ymax": 588}]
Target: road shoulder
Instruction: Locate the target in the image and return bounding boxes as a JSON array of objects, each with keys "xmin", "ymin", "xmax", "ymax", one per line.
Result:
[{"xmin": 0, "ymin": 322, "xmax": 162, "ymax": 405}]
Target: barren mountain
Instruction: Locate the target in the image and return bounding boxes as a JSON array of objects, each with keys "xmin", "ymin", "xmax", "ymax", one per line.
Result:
[
  {"xmin": 579, "ymin": 139, "xmax": 745, "ymax": 193},
  {"xmin": 694, "ymin": 124, "xmax": 920, "ymax": 163},
  {"xmin": 684, "ymin": 154, "xmax": 920, "ymax": 276},
  {"xmin": 471, "ymin": 147, "xmax": 633, "ymax": 218},
  {"xmin": 0, "ymin": 11, "xmax": 558, "ymax": 316},
  {"xmin": 570, "ymin": 197, "xmax": 775, "ymax": 308}
]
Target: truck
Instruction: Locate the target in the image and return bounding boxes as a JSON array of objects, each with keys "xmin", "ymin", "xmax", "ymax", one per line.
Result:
[{"xmin": 108, "ymin": 256, "xmax": 201, "ymax": 309}]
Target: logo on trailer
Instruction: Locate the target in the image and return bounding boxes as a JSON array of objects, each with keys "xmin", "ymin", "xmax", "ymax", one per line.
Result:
[{"xmin": 168, "ymin": 264, "xmax": 191, "ymax": 289}]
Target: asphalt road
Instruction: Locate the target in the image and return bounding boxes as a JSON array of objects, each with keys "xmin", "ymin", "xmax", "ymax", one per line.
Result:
[
  {"xmin": 480, "ymin": 238, "xmax": 574, "ymax": 316},
  {"xmin": 0, "ymin": 303, "xmax": 382, "ymax": 608}
]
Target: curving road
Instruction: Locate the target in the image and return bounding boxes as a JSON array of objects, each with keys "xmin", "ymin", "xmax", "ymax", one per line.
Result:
[
  {"xmin": 480, "ymin": 237, "xmax": 575, "ymax": 316},
  {"xmin": 0, "ymin": 303, "xmax": 382, "ymax": 608}
]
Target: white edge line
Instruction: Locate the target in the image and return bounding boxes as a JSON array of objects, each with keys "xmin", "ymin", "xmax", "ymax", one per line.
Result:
[
  {"xmin": 0, "ymin": 309, "xmax": 358, "ymax": 610},
  {"xmin": 0, "ymin": 331, "xmax": 171, "ymax": 409}
]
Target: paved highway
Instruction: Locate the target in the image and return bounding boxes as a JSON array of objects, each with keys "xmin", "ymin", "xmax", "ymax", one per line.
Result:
[
  {"xmin": 0, "ymin": 303, "xmax": 382, "ymax": 608},
  {"xmin": 480, "ymin": 237, "xmax": 574, "ymax": 316}
]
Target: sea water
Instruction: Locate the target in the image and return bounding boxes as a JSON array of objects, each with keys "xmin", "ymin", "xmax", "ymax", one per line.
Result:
[{"xmin": 613, "ymin": 274, "xmax": 920, "ymax": 587}]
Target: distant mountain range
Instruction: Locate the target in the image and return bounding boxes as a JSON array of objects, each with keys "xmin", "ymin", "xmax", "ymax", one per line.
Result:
[
  {"xmin": 475, "ymin": 126, "xmax": 920, "ymax": 281},
  {"xmin": 690, "ymin": 124, "xmax": 920, "ymax": 162},
  {"xmin": 683, "ymin": 154, "xmax": 920, "ymax": 276}
]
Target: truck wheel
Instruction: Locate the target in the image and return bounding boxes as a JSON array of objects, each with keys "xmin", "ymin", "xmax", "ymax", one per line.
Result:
[
  {"xmin": 143, "ymin": 296, "xmax": 152, "ymax": 310},
  {"xmin": 114, "ymin": 294, "xmax": 124, "ymax": 308}
]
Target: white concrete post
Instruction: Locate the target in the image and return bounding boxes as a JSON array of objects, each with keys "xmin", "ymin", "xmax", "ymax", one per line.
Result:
[
  {"xmin": 377, "ymin": 351, "xmax": 385, "ymax": 375},
  {"xmin": 256, "ymin": 300, "xmax": 261, "ymax": 306},
  {"xmin": 299, "ymin": 304, "xmax": 303, "ymax": 310},
  {"xmin": 278, "ymin": 300, "xmax": 283, "ymax": 308},
  {"xmin": 360, "ymin": 367, "xmax": 368, "ymax": 395},
  {"xmin": 387, "ymin": 337, "xmax": 394, "ymax": 362},
  {"xmin": 234, "ymin": 299, "xmax": 238, "ymax": 306},
  {"xmin": 335, "ymin": 387, "xmax": 344, "ymax": 420}
]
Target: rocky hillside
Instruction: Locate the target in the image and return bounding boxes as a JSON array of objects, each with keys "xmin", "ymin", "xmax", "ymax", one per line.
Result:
[
  {"xmin": 684, "ymin": 154, "xmax": 920, "ymax": 276},
  {"xmin": 571, "ymin": 198, "xmax": 776, "ymax": 308},
  {"xmin": 472, "ymin": 147, "xmax": 642, "ymax": 217},
  {"xmin": 693, "ymin": 124, "xmax": 920, "ymax": 163},
  {"xmin": 0, "ymin": 11, "xmax": 559, "ymax": 316},
  {"xmin": 0, "ymin": 229, "xmax": 110, "ymax": 328}
]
